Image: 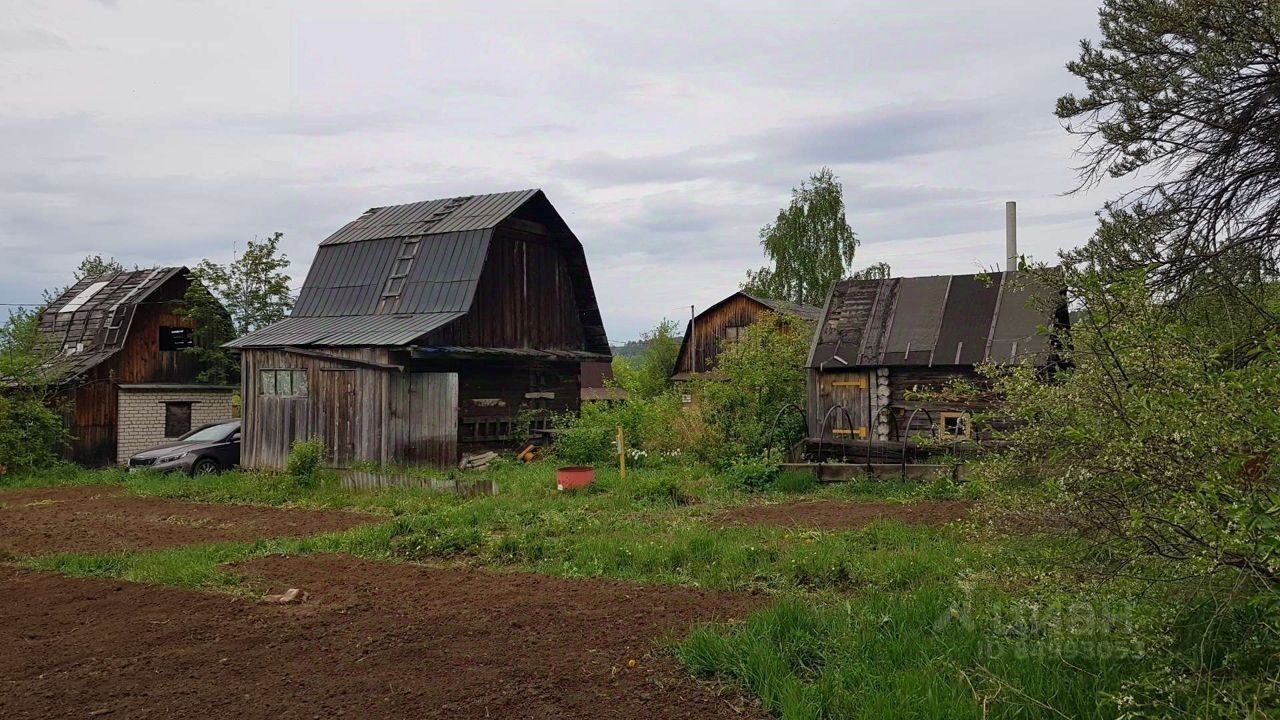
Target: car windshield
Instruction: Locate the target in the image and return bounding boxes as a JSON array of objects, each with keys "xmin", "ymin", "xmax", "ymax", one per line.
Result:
[{"xmin": 180, "ymin": 422, "xmax": 238, "ymax": 443}]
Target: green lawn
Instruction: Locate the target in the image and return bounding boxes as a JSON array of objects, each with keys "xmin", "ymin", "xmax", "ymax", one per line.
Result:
[{"xmin": 2, "ymin": 461, "xmax": 1166, "ymax": 718}]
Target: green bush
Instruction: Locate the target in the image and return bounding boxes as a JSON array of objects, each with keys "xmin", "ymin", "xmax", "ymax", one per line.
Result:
[
  {"xmin": 0, "ymin": 394, "xmax": 68, "ymax": 474},
  {"xmin": 722, "ymin": 456, "xmax": 777, "ymax": 491},
  {"xmin": 693, "ymin": 314, "xmax": 811, "ymax": 465},
  {"xmin": 284, "ymin": 436, "xmax": 326, "ymax": 487}
]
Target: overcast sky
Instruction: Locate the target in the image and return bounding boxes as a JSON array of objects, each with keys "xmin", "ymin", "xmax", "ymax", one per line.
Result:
[{"xmin": 1, "ymin": 1, "xmax": 1107, "ymax": 341}]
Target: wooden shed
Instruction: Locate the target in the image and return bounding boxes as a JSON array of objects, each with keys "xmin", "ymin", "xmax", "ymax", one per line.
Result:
[
  {"xmin": 671, "ymin": 292, "xmax": 820, "ymax": 381},
  {"xmin": 226, "ymin": 189, "xmax": 610, "ymax": 469},
  {"xmin": 805, "ymin": 271, "xmax": 1067, "ymax": 449},
  {"xmin": 31, "ymin": 267, "xmax": 235, "ymax": 466}
]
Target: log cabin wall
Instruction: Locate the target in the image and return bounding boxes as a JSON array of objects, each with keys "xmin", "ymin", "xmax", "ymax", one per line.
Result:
[
  {"xmin": 808, "ymin": 365, "xmax": 995, "ymax": 443},
  {"xmin": 420, "ymin": 223, "xmax": 586, "ymax": 351},
  {"xmin": 884, "ymin": 366, "xmax": 997, "ymax": 441},
  {"xmin": 673, "ymin": 295, "xmax": 771, "ymax": 376},
  {"xmin": 241, "ymin": 347, "xmax": 458, "ymax": 470}
]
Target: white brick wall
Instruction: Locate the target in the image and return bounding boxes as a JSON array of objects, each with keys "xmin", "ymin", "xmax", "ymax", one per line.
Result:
[{"xmin": 116, "ymin": 388, "xmax": 236, "ymax": 464}]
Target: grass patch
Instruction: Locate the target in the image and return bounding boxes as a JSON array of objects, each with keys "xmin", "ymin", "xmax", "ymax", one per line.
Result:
[
  {"xmin": 678, "ymin": 589, "xmax": 1144, "ymax": 719},
  {"xmin": 25, "ymin": 521, "xmax": 403, "ymax": 595}
]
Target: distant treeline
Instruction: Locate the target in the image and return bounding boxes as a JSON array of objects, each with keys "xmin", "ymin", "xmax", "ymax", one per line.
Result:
[{"xmin": 610, "ymin": 339, "xmax": 651, "ymax": 360}]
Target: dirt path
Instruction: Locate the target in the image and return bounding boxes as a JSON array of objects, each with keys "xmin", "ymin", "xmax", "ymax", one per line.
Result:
[
  {"xmin": 0, "ymin": 555, "xmax": 765, "ymax": 719},
  {"xmin": 719, "ymin": 499, "xmax": 973, "ymax": 531},
  {"xmin": 0, "ymin": 485, "xmax": 374, "ymax": 556}
]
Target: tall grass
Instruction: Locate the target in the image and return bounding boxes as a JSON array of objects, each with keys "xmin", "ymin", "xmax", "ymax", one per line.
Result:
[{"xmin": 678, "ymin": 589, "xmax": 1143, "ymax": 719}]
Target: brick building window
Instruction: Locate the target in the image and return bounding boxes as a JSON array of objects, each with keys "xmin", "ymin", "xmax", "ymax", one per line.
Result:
[
  {"xmin": 164, "ymin": 402, "xmax": 193, "ymax": 438},
  {"xmin": 259, "ymin": 369, "xmax": 308, "ymax": 397},
  {"xmin": 159, "ymin": 326, "xmax": 194, "ymax": 350}
]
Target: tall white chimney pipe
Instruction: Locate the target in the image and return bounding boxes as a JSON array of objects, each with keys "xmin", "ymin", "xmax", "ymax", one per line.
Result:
[{"xmin": 1005, "ymin": 201, "xmax": 1018, "ymax": 272}]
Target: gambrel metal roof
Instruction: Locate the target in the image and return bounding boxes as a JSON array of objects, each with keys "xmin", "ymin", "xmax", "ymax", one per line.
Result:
[
  {"xmin": 807, "ymin": 270, "xmax": 1067, "ymax": 368},
  {"xmin": 228, "ymin": 189, "xmax": 609, "ymax": 352}
]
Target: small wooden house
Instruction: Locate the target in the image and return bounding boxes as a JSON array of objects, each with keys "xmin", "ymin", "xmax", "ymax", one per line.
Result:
[
  {"xmin": 226, "ymin": 189, "xmax": 610, "ymax": 469},
  {"xmin": 671, "ymin": 292, "xmax": 820, "ymax": 381},
  {"xmin": 32, "ymin": 267, "xmax": 235, "ymax": 466},
  {"xmin": 806, "ymin": 271, "xmax": 1067, "ymax": 446}
]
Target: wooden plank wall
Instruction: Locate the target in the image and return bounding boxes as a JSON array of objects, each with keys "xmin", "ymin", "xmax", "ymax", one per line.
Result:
[
  {"xmin": 240, "ymin": 347, "xmax": 459, "ymax": 470},
  {"xmin": 61, "ymin": 295, "xmax": 203, "ymax": 467},
  {"xmin": 673, "ymin": 295, "xmax": 769, "ymax": 376},
  {"xmin": 422, "ymin": 224, "xmax": 585, "ymax": 351}
]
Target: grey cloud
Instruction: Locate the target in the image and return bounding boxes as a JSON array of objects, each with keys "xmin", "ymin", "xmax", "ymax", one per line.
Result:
[
  {"xmin": 0, "ymin": 1, "xmax": 1108, "ymax": 341},
  {"xmin": 0, "ymin": 25, "xmax": 71, "ymax": 53},
  {"xmin": 560, "ymin": 99, "xmax": 1032, "ymax": 189}
]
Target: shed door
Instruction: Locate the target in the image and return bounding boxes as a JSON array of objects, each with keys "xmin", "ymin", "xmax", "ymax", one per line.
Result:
[
  {"xmin": 320, "ymin": 369, "xmax": 358, "ymax": 466},
  {"xmin": 408, "ymin": 372, "xmax": 458, "ymax": 466},
  {"xmin": 822, "ymin": 372, "xmax": 870, "ymax": 442}
]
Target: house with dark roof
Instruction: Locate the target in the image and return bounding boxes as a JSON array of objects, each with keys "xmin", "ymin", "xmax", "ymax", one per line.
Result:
[
  {"xmin": 227, "ymin": 189, "xmax": 610, "ymax": 469},
  {"xmin": 32, "ymin": 267, "xmax": 235, "ymax": 466},
  {"xmin": 806, "ymin": 271, "xmax": 1068, "ymax": 447},
  {"xmin": 670, "ymin": 291, "xmax": 821, "ymax": 382}
]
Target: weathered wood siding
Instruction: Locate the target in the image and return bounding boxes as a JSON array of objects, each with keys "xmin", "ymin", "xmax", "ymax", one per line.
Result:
[
  {"xmin": 405, "ymin": 357, "xmax": 580, "ymax": 454},
  {"xmin": 673, "ymin": 295, "xmax": 772, "ymax": 376},
  {"xmin": 111, "ymin": 301, "xmax": 199, "ymax": 383},
  {"xmin": 240, "ymin": 347, "xmax": 458, "ymax": 470},
  {"xmin": 60, "ymin": 286, "xmax": 204, "ymax": 467},
  {"xmin": 421, "ymin": 224, "xmax": 586, "ymax": 351}
]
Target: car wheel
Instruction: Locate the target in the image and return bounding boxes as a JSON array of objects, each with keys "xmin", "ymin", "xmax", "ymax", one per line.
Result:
[{"xmin": 191, "ymin": 457, "xmax": 221, "ymax": 475}]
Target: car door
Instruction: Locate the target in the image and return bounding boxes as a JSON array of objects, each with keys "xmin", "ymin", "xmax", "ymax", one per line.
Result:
[{"xmin": 220, "ymin": 429, "xmax": 241, "ymax": 468}]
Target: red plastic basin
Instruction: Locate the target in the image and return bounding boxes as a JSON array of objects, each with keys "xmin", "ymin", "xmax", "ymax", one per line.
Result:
[{"xmin": 556, "ymin": 466, "xmax": 595, "ymax": 491}]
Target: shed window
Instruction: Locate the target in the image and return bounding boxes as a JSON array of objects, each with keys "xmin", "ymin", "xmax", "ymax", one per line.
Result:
[
  {"xmin": 159, "ymin": 326, "xmax": 194, "ymax": 350},
  {"xmin": 164, "ymin": 402, "xmax": 192, "ymax": 438},
  {"xmin": 259, "ymin": 369, "xmax": 308, "ymax": 397},
  {"xmin": 724, "ymin": 325, "xmax": 746, "ymax": 342},
  {"xmin": 938, "ymin": 412, "xmax": 970, "ymax": 439}
]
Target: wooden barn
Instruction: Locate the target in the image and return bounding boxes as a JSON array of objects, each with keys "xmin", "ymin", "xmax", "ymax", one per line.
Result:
[
  {"xmin": 31, "ymin": 267, "xmax": 235, "ymax": 467},
  {"xmin": 671, "ymin": 291, "xmax": 820, "ymax": 381},
  {"xmin": 226, "ymin": 189, "xmax": 610, "ymax": 470},
  {"xmin": 805, "ymin": 271, "xmax": 1067, "ymax": 450}
]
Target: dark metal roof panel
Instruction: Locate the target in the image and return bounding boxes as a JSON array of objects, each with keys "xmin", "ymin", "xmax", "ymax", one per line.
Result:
[
  {"xmin": 990, "ymin": 272, "xmax": 1058, "ymax": 362},
  {"xmin": 809, "ymin": 270, "xmax": 1063, "ymax": 369},
  {"xmin": 933, "ymin": 274, "xmax": 1003, "ymax": 365},
  {"xmin": 882, "ymin": 275, "xmax": 951, "ymax": 364},
  {"xmin": 320, "ymin": 189, "xmax": 539, "ymax": 245},
  {"xmin": 225, "ymin": 312, "xmax": 464, "ymax": 348}
]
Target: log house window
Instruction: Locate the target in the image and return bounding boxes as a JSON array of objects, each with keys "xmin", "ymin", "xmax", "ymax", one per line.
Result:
[
  {"xmin": 159, "ymin": 326, "xmax": 194, "ymax": 350},
  {"xmin": 164, "ymin": 402, "xmax": 192, "ymax": 438},
  {"xmin": 259, "ymin": 369, "xmax": 309, "ymax": 397},
  {"xmin": 938, "ymin": 412, "xmax": 970, "ymax": 439}
]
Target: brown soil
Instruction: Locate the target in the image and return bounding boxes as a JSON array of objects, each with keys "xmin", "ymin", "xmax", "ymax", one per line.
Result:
[
  {"xmin": 0, "ymin": 485, "xmax": 374, "ymax": 556},
  {"xmin": 719, "ymin": 499, "xmax": 974, "ymax": 531},
  {"xmin": 0, "ymin": 555, "xmax": 766, "ymax": 719}
]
